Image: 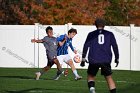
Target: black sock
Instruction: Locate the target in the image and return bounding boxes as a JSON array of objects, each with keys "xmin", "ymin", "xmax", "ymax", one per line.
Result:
[
  {"xmin": 110, "ymin": 88, "xmax": 116, "ymax": 93},
  {"xmin": 88, "ymin": 81, "xmax": 95, "ymax": 89},
  {"xmin": 40, "ymin": 70, "xmax": 45, "ymax": 75},
  {"xmin": 57, "ymin": 69, "xmax": 63, "ymax": 75}
]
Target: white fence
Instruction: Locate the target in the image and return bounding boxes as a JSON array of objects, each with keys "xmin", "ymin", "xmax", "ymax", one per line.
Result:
[{"xmin": 0, "ymin": 24, "xmax": 140, "ymax": 71}]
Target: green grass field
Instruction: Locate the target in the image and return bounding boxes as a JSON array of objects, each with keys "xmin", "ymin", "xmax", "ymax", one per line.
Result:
[{"xmin": 0, "ymin": 68, "xmax": 140, "ymax": 93}]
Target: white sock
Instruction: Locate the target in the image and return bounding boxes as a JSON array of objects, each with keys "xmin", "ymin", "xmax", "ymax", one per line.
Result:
[
  {"xmin": 73, "ymin": 70, "xmax": 79, "ymax": 77},
  {"xmin": 90, "ymin": 87, "xmax": 95, "ymax": 90},
  {"xmin": 90, "ymin": 87, "xmax": 95, "ymax": 93}
]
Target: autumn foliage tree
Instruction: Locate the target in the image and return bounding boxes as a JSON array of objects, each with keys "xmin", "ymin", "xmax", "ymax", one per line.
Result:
[{"xmin": 0, "ymin": 0, "xmax": 140, "ymax": 25}]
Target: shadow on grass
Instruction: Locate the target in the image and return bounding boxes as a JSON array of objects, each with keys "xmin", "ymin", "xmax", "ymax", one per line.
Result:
[
  {"xmin": 4, "ymin": 88, "xmax": 53, "ymax": 93},
  {"xmin": 0, "ymin": 75, "xmax": 53, "ymax": 80},
  {"xmin": 0, "ymin": 76, "xmax": 33, "ymax": 79},
  {"xmin": 118, "ymin": 83, "xmax": 140, "ymax": 93}
]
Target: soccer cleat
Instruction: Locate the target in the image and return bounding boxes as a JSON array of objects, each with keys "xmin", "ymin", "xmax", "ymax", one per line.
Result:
[
  {"xmin": 35, "ymin": 72, "xmax": 41, "ymax": 80},
  {"xmin": 75, "ymin": 76, "xmax": 82, "ymax": 81},
  {"xmin": 62, "ymin": 70, "xmax": 64, "ymax": 74},
  {"xmin": 90, "ymin": 87, "xmax": 96, "ymax": 93}
]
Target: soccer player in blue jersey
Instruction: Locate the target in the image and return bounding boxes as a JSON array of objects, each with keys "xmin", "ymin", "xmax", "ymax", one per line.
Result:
[
  {"xmin": 81, "ymin": 19, "xmax": 119, "ymax": 93},
  {"xmin": 31, "ymin": 26, "xmax": 63, "ymax": 80},
  {"xmin": 54, "ymin": 28, "xmax": 82, "ymax": 80}
]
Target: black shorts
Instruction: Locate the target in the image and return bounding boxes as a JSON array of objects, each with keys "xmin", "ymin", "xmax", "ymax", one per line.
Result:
[{"xmin": 87, "ymin": 63, "xmax": 112, "ymax": 76}]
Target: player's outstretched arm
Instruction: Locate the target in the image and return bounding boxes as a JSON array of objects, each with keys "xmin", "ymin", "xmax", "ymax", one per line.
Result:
[{"xmin": 31, "ymin": 39, "xmax": 44, "ymax": 43}]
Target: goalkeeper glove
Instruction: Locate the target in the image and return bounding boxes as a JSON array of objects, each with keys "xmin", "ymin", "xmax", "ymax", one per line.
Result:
[
  {"xmin": 115, "ymin": 59, "xmax": 119, "ymax": 67},
  {"xmin": 80, "ymin": 58, "xmax": 88, "ymax": 67}
]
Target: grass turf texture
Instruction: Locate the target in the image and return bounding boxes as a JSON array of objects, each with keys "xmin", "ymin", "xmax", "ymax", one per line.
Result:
[{"xmin": 0, "ymin": 68, "xmax": 140, "ymax": 93}]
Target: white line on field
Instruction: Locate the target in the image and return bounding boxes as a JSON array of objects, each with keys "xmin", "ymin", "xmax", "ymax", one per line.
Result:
[
  {"xmin": 18, "ymin": 79, "xmax": 135, "ymax": 83},
  {"xmin": 29, "ymin": 90, "xmax": 43, "ymax": 92}
]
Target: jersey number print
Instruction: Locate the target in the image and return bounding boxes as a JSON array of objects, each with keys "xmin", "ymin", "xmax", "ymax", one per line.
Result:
[{"xmin": 98, "ymin": 34, "xmax": 104, "ymax": 44}]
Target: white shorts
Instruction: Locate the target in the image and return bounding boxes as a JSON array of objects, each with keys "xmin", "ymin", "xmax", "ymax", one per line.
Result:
[{"xmin": 57, "ymin": 54, "xmax": 72, "ymax": 65}]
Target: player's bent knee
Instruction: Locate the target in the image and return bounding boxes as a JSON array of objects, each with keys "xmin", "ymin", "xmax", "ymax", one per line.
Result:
[
  {"xmin": 67, "ymin": 59, "xmax": 73, "ymax": 65},
  {"xmin": 105, "ymin": 75, "xmax": 112, "ymax": 78},
  {"xmin": 68, "ymin": 59, "xmax": 73, "ymax": 63},
  {"xmin": 105, "ymin": 75, "xmax": 114, "ymax": 81},
  {"xmin": 53, "ymin": 58, "xmax": 59, "ymax": 64},
  {"xmin": 88, "ymin": 75, "xmax": 96, "ymax": 80}
]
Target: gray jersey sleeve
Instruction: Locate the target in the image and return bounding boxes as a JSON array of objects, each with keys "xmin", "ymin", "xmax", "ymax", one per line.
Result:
[{"xmin": 42, "ymin": 36, "xmax": 48, "ymax": 42}]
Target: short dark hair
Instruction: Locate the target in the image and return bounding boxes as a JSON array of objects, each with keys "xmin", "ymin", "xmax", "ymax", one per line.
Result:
[
  {"xmin": 68, "ymin": 28, "xmax": 77, "ymax": 34},
  {"xmin": 95, "ymin": 18, "xmax": 105, "ymax": 28},
  {"xmin": 46, "ymin": 26, "xmax": 53, "ymax": 33}
]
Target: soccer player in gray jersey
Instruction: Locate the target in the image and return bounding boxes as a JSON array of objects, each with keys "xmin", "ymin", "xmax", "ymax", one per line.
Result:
[{"xmin": 31, "ymin": 26, "xmax": 63, "ymax": 80}]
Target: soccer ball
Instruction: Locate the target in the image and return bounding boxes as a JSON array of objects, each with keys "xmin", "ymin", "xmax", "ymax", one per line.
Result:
[{"xmin": 73, "ymin": 54, "xmax": 81, "ymax": 63}]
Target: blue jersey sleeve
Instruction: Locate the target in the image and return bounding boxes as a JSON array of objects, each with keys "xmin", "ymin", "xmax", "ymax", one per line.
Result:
[
  {"xmin": 111, "ymin": 33, "xmax": 119, "ymax": 59},
  {"xmin": 69, "ymin": 41, "xmax": 74, "ymax": 51},
  {"xmin": 57, "ymin": 34, "xmax": 66, "ymax": 42}
]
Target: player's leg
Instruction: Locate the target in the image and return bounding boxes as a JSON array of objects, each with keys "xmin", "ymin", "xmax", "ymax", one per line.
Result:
[
  {"xmin": 35, "ymin": 60, "xmax": 54, "ymax": 80},
  {"xmin": 53, "ymin": 58, "xmax": 64, "ymax": 78},
  {"xmin": 87, "ymin": 63, "xmax": 99, "ymax": 93},
  {"xmin": 56, "ymin": 55, "xmax": 63, "ymax": 68},
  {"xmin": 53, "ymin": 58, "xmax": 63, "ymax": 72},
  {"xmin": 40, "ymin": 61, "xmax": 53, "ymax": 75},
  {"xmin": 105, "ymin": 75, "xmax": 116, "ymax": 93},
  {"xmin": 66, "ymin": 59, "xmax": 82, "ymax": 80},
  {"xmin": 35, "ymin": 66, "xmax": 51, "ymax": 80},
  {"xmin": 101, "ymin": 64, "xmax": 116, "ymax": 93},
  {"xmin": 88, "ymin": 75, "xmax": 96, "ymax": 93},
  {"xmin": 53, "ymin": 55, "xmax": 64, "ymax": 80},
  {"xmin": 64, "ymin": 64, "xmax": 69, "ymax": 76}
]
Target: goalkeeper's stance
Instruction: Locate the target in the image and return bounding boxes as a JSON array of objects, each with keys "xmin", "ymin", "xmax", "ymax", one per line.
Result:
[
  {"xmin": 81, "ymin": 19, "xmax": 119, "ymax": 93},
  {"xmin": 31, "ymin": 26, "xmax": 63, "ymax": 80}
]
